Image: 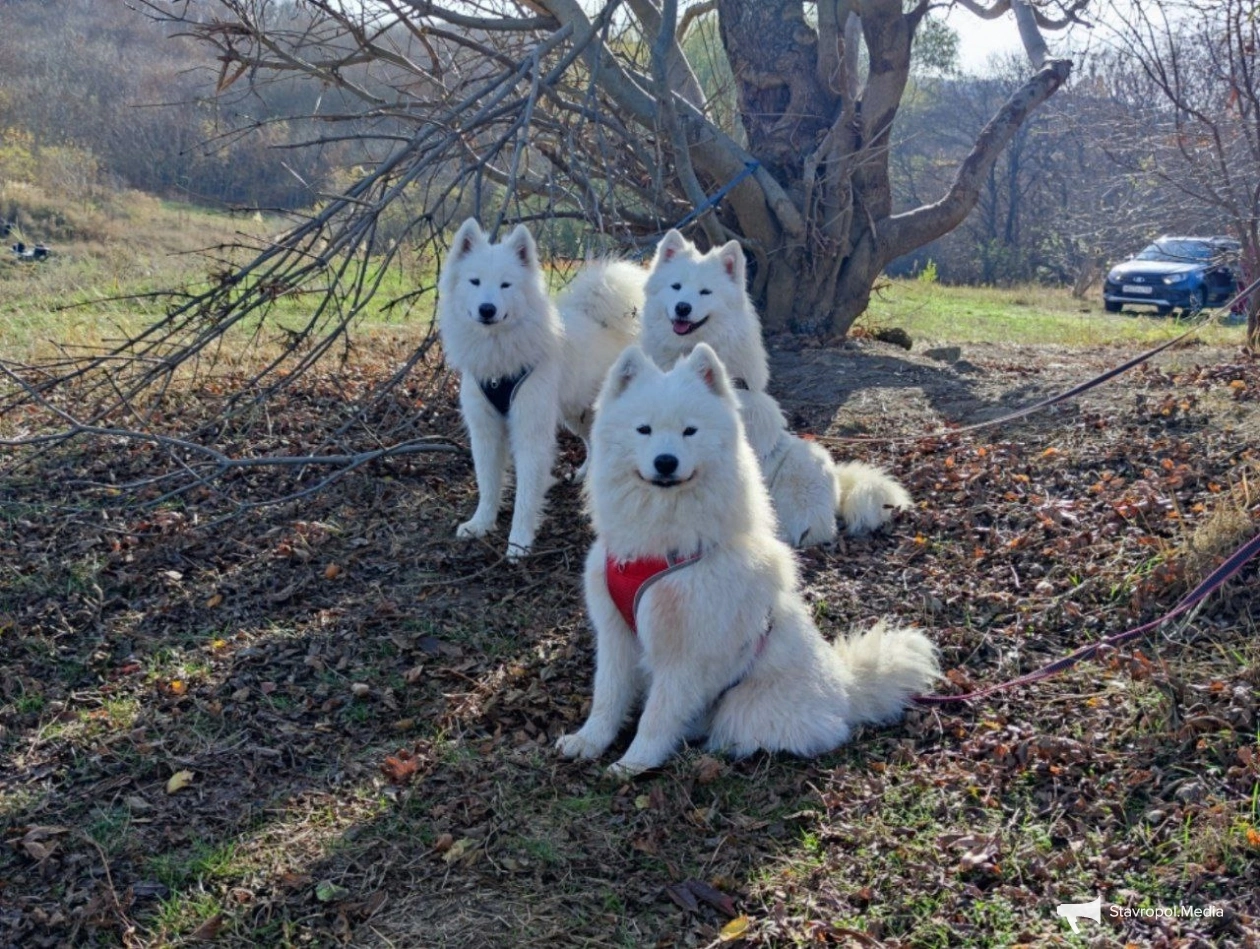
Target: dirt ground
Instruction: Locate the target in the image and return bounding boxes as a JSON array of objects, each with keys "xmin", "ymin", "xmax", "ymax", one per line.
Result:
[{"xmin": 2, "ymin": 336, "xmax": 1259, "ymax": 947}]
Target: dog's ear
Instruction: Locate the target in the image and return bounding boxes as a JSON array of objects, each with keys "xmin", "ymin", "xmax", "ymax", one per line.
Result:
[
  {"xmin": 451, "ymin": 218, "xmax": 486, "ymax": 259},
  {"xmin": 685, "ymin": 343, "xmax": 732, "ymax": 397},
  {"xmin": 717, "ymin": 240, "xmax": 746, "ymax": 286},
  {"xmin": 504, "ymin": 224, "xmax": 538, "ymax": 268},
  {"xmin": 605, "ymin": 346, "xmax": 654, "ymax": 400},
  {"xmin": 653, "ymin": 229, "xmax": 690, "ymax": 266}
]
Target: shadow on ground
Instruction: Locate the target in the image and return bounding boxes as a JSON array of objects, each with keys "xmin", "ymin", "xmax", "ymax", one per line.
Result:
[{"xmin": 3, "ymin": 341, "xmax": 1259, "ymax": 946}]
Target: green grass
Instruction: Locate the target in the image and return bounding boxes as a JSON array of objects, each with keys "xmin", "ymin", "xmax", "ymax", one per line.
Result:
[
  {"xmin": 861, "ymin": 278, "xmax": 1247, "ymax": 347},
  {"xmin": 151, "ymin": 890, "xmax": 224, "ymax": 940},
  {"xmin": 0, "ymin": 193, "xmax": 437, "ymax": 364},
  {"xmin": 147, "ymin": 840, "xmax": 246, "ymax": 889},
  {"xmin": 9, "ymin": 187, "xmax": 1245, "ymax": 366},
  {"xmin": 87, "ymin": 806, "xmax": 137, "ymax": 858}
]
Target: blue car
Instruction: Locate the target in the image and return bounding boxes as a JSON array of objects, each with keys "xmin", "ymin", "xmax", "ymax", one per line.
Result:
[{"xmin": 1103, "ymin": 236, "xmax": 1240, "ymax": 316}]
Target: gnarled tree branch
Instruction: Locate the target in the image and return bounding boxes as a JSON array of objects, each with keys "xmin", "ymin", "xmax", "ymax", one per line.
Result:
[{"xmin": 883, "ymin": 57, "xmax": 1072, "ymax": 260}]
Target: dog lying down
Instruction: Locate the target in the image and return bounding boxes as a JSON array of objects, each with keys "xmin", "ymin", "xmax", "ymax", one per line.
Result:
[
  {"xmin": 556, "ymin": 344, "xmax": 939, "ymax": 777},
  {"xmin": 639, "ymin": 228, "xmax": 911, "ymax": 547}
]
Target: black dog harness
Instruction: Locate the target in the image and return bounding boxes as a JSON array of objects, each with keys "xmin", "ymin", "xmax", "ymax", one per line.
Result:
[{"xmin": 478, "ymin": 366, "xmax": 532, "ymax": 416}]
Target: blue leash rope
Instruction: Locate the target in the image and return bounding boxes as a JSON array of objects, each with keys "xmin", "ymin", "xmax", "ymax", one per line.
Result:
[
  {"xmin": 628, "ymin": 160, "xmax": 759, "ymax": 260},
  {"xmin": 669, "ymin": 160, "xmax": 760, "ymax": 233}
]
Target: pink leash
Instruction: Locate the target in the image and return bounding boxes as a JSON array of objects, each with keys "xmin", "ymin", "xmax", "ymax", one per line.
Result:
[{"xmin": 913, "ymin": 530, "xmax": 1260, "ymax": 706}]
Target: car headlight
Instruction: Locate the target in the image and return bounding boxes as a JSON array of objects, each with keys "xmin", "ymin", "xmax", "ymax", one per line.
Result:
[
  {"xmin": 1163, "ymin": 273, "xmax": 1187, "ymax": 284},
  {"xmin": 1107, "ymin": 270, "xmax": 1122, "ymax": 283}
]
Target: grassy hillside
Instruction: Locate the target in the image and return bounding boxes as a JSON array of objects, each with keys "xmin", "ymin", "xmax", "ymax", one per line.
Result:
[
  {"xmin": 1, "ymin": 187, "xmax": 436, "ymax": 365},
  {"xmin": 3, "ymin": 186, "xmax": 259, "ymax": 358}
]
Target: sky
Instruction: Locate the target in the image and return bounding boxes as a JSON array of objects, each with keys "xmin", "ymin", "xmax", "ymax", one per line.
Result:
[{"xmin": 944, "ymin": 4, "xmax": 1102, "ymax": 74}]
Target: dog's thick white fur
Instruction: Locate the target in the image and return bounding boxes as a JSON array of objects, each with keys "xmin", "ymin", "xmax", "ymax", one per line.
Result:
[
  {"xmin": 438, "ymin": 218, "xmax": 644, "ymax": 557},
  {"xmin": 640, "ymin": 229, "xmax": 910, "ymax": 546},
  {"xmin": 555, "ymin": 344, "xmax": 939, "ymax": 776}
]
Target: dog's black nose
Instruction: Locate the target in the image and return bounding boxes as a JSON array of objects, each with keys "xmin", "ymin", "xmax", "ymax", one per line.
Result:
[
  {"xmin": 478, "ymin": 303, "xmax": 497, "ymax": 321},
  {"xmin": 653, "ymin": 454, "xmax": 679, "ymax": 476},
  {"xmin": 674, "ymin": 301, "xmax": 692, "ymax": 318}
]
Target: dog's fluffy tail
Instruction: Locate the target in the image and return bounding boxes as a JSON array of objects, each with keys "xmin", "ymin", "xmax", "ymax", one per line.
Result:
[
  {"xmin": 833, "ymin": 460, "xmax": 911, "ymax": 535},
  {"xmin": 558, "ymin": 260, "xmax": 647, "ymax": 332},
  {"xmin": 833, "ymin": 620, "xmax": 939, "ymax": 725}
]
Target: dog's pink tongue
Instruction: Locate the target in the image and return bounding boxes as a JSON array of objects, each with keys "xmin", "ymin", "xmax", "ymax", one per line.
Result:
[{"xmin": 672, "ymin": 319, "xmax": 693, "ymax": 335}]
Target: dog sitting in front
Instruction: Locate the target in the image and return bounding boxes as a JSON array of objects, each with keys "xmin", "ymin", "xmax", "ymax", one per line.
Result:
[{"xmin": 556, "ymin": 343, "xmax": 939, "ymax": 777}]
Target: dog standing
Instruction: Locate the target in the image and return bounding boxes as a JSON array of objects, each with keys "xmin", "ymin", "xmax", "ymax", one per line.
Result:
[
  {"xmin": 437, "ymin": 219, "xmax": 644, "ymax": 557},
  {"xmin": 556, "ymin": 344, "xmax": 939, "ymax": 776},
  {"xmin": 639, "ymin": 229, "xmax": 910, "ymax": 546}
]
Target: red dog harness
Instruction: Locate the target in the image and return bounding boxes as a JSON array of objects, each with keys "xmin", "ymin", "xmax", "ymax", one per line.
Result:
[
  {"xmin": 606, "ymin": 550, "xmax": 773, "ymax": 700},
  {"xmin": 605, "ymin": 551, "xmax": 701, "ymax": 634}
]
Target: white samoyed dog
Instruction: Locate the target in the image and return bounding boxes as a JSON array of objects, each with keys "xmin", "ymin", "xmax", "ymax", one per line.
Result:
[
  {"xmin": 640, "ymin": 229, "xmax": 911, "ymax": 546},
  {"xmin": 555, "ymin": 343, "xmax": 939, "ymax": 777},
  {"xmin": 438, "ymin": 218, "xmax": 645, "ymax": 558}
]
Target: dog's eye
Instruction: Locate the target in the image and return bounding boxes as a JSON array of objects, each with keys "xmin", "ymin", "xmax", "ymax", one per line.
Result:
[
  {"xmin": 636, "ymin": 425, "xmax": 651, "ymax": 435},
  {"xmin": 671, "ymin": 283, "xmax": 681, "ymax": 291},
  {"xmin": 699, "ymin": 289, "xmax": 711, "ymax": 296},
  {"xmin": 500, "ymin": 282, "xmax": 511, "ymax": 289},
  {"xmin": 470, "ymin": 278, "xmax": 480, "ymax": 286},
  {"xmin": 682, "ymin": 426, "xmax": 697, "ymax": 437}
]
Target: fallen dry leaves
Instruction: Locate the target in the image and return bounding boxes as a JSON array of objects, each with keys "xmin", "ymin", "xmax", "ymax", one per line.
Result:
[
  {"xmin": 2, "ymin": 341, "xmax": 1257, "ymax": 947},
  {"xmin": 379, "ymin": 749, "xmax": 418, "ymax": 785}
]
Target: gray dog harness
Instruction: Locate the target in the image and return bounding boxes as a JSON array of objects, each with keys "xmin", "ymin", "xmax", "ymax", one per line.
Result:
[{"xmin": 478, "ymin": 366, "xmax": 532, "ymax": 416}]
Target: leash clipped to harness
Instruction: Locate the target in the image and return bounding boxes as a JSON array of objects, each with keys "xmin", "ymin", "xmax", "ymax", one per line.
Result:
[
  {"xmin": 914, "ymin": 529, "xmax": 1260, "ymax": 707},
  {"xmin": 478, "ymin": 366, "xmax": 531, "ymax": 416},
  {"xmin": 606, "ymin": 551, "xmax": 702, "ymax": 634}
]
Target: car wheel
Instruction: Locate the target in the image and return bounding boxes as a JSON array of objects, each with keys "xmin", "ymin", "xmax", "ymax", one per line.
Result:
[
  {"xmin": 1184, "ymin": 288, "xmax": 1205, "ymax": 315},
  {"xmin": 1104, "ymin": 300, "xmax": 1122, "ymax": 313}
]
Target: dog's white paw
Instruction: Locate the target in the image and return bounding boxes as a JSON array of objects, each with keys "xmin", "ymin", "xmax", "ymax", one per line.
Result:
[
  {"xmin": 456, "ymin": 517, "xmax": 494, "ymax": 539},
  {"xmin": 606, "ymin": 758, "xmax": 650, "ymax": 780},
  {"xmin": 555, "ymin": 732, "xmax": 606, "ymax": 760},
  {"xmin": 505, "ymin": 529, "xmax": 534, "ymax": 561}
]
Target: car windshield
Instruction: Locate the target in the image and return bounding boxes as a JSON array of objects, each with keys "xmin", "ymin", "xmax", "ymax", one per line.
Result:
[{"xmin": 1136, "ymin": 240, "xmax": 1215, "ymax": 263}]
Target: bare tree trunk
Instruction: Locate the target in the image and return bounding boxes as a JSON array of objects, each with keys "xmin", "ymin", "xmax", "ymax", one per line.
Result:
[
  {"xmin": 750, "ymin": 64, "xmax": 1071, "ymax": 333},
  {"xmin": 710, "ymin": 0, "xmax": 1070, "ymax": 334},
  {"xmin": 752, "ymin": 223, "xmax": 886, "ymax": 335},
  {"xmin": 715, "ymin": 0, "xmax": 837, "ymax": 184}
]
